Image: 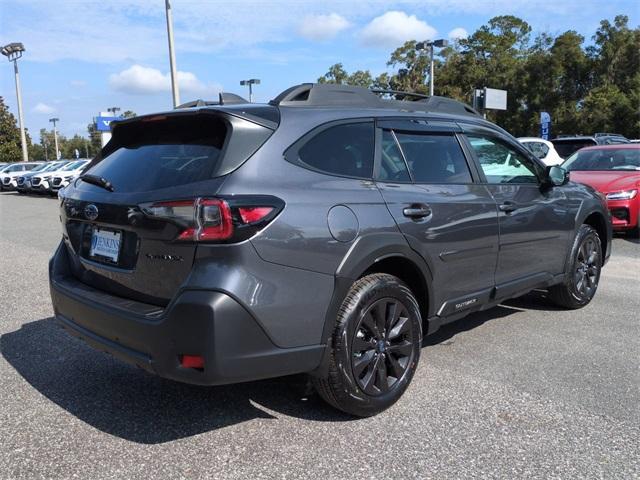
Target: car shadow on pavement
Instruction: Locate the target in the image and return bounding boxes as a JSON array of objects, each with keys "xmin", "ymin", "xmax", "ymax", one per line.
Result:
[
  {"xmin": 422, "ymin": 290, "xmax": 562, "ymax": 347},
  {"xmin": 2, "ymin": 292, "xmax": 553, "ymax": 444},
  {"xmin": 1, "ymin": 317, "xmax": 353, "ymax": 444}
]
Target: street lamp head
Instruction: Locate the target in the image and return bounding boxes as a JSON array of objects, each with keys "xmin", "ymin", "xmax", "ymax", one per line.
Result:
[
  {"xmin": 1, "ymin": 42, "xmax": 25, "ymax": 61},
  {"xmin": 49, "ymin": 117, "xmax": 59, "ymax": 124},
  {"xmin": 240, "ymin": 78, "xmax": 260, "ymax": 86},
  {"xmin": 416, "ymin": 39, "xmax": 449, "ymax": 50}
]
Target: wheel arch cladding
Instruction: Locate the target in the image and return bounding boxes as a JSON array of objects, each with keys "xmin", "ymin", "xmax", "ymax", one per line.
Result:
[
  {"xmin": 360, "ymin": 256, "xmax": 429, "ymax": 332},
  {"xmin": 583, "ymin": 211, "xmax": 608, "ymax": 263}
]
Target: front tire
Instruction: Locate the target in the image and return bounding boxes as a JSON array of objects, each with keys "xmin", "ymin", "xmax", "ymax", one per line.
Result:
[
  {"xmin": 313, "ymin": 273, "xmax": 422, "ymax": 417},
  {"xmin": 549, "ymin": 224, "xmax": 602, "ymax": 309}
]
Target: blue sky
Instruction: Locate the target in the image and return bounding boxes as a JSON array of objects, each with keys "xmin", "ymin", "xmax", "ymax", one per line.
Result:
[{"xmin": 1, "ymin": 0, "xmax": 638, "ymax": 140}]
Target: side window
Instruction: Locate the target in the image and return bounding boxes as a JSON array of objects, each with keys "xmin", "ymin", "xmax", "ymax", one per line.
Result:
[
  {"xmin": 377, "ymin": 130, "xmax": 410, "ymax": 182},
  {"xmin": 394, "ymin": 132, "xmax": 473, "ymax": 184},
  {"xmin": 295, "ymin": 122, "xmax": 374, "ymax": 179},
  {"xmin": 468, "ymin": 135, "xmax": 539, "ymax": 184},
  {"xmin": 524, "ymin": 141, "xmax": 549, "ymax": 160}
]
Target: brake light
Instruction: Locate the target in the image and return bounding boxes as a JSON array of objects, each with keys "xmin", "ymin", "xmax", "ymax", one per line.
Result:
[
  {"xmin": 140, "ymin": 196, "xmax": 283, "ymax": 243},
  {"xmin": 238, "ymin": 206, "xmax": 274, "ymax": 223}
]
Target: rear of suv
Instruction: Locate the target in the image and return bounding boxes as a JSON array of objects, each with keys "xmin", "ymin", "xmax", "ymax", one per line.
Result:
[{"xmin": 50, "ymin": 84, "xmax": 611, "ymax": 416}]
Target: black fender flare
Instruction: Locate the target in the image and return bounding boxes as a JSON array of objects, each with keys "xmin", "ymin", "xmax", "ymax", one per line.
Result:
[
  {"xmin": 573, "ymin": 197, "xmax": 612, "ymax": 263},
  {"xmin": 311, "ymin": 232, "xmax": 434, "ymax": 376}
]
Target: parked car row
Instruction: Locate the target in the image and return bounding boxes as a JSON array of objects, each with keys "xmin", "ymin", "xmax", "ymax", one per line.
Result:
[
  {"xmin": 519, "ymin": 138, "xmax": 639, "ymax": 235},
  {"xmin": 0, "ymin": 159, "xmax": 90, "ymax": 196},
  {"xmin": 519, "ymin": 133, "xmax": 631, "ymax": 166}
]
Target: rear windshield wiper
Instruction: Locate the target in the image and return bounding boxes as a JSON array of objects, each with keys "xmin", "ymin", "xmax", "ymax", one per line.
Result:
[{"xmin": 79, "ymin": 174, "xmax": 115, "ymax": 192}]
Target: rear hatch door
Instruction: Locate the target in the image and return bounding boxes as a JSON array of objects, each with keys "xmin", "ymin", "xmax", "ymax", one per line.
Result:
[{"xmin": 60, "ymin": 109, "xmax": 275, "ymax": 306}]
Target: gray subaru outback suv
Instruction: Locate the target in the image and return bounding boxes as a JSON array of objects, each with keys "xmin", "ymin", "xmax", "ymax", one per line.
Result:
[{"xmin": 49, "ymin": 83, "xmax": 611, "ymax": 416}]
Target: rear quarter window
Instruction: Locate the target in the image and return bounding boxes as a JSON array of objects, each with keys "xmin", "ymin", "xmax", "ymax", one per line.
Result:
[{"xmin": 286, "ymin": 122, "xmax": 375, "ymax": 179}]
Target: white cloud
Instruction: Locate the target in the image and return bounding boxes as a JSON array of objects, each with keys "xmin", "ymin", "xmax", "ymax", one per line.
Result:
[
  {"xmin": 32, "ymin": 102, "xmax": 55, "ymax": 114},
  {"xmin": 297, "ymin": 13, "xmax": 350, "ymax": 41},
  {"xmin": 109, "ymin": 65, "xmax": 221, "ymax": 97},
  {"xmin": 448, "ymin": 27, "xmax": 469, "ymax": 40},
  {"xmin": 1, "ymin": 1, "xmax": 602, "ymax": 64},
  {"xmin": 70, "ymin": 80, "xmax": 87, "ymax": 88},
  {"xmin": 360, "ymin": 11, "xmax": 437, "ymax": 48}
]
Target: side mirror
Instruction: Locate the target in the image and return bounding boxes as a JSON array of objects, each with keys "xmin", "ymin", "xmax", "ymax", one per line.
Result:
[{"xmin": 546, "ymin": 165, "xmax": 569, "ymax": 187}]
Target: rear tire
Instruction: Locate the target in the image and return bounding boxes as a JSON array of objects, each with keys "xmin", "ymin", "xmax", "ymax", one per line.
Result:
[
  {"xmin": 549, "ymin": 224, "xmax": 602, "ymax": 309},
  {"xmin": 313, "ymin": 273, "xmax": 422, "ymax": 417}
]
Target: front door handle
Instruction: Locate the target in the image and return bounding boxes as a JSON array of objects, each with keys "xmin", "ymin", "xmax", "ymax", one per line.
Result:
[
  {"xmin": 498, "ymin": 201, "xmax": 518, "ymax": 213},
  {"xmin": 403, "ymin": 204, "xmax": 432, "ymax": 219}
]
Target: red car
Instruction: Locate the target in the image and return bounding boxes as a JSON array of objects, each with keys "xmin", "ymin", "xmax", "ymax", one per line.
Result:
[{"xmin": 564, "ymin": 144, "xmax": 640, "ymax": 235}]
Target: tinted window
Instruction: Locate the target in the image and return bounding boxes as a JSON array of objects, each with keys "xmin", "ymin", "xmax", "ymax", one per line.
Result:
[
  {"xmin": 468, "ymin": 135, "xmax": 539, "ymax": 184},
  {"xmin": 378, "ymin": 130, "xmax": 410, "ymax": 182},
  {"xmin": 296, "ymin": 123, "xmax": 374, "ymax": 178},
  {"xmin": 551, "ymin": 139, "xmax": 597, "ymax": 158},
  {"xmin": 85, "ymin": 116, "xmax": 228, "ymax": 193},
  {"xmin": 563, "ymin": 148, "xmax": 640, "ymax": 171},
  {"xmin": 394, "ymin": 133, "xmax": 472, "ymax": 184}
]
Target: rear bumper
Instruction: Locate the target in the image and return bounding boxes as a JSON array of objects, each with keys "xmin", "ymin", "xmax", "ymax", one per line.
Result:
[{"xmin": 49, "ymin": 242, "xmax": 324, "ymax": 386}]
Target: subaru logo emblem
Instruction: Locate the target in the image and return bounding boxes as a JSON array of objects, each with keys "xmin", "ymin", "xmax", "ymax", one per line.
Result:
[{"xmin": 84, "ymin": 204, "xmax": 99, "ymax": 221}]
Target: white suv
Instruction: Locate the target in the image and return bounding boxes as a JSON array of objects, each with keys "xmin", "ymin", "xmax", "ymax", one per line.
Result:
[
  {"xmin": 49, "ymin": 159, "xmax": 91, "ymax": 194},
  {"xmin": 0, "ymin": 162, "xmax": 43, "ymax": 190},
  {"xmin": 30, "ymin": 161, "xmax": 73, "ymax": 193},
  {"xmin": 518, "ymin": 137, "xmax": 563, "ymax": 165}
]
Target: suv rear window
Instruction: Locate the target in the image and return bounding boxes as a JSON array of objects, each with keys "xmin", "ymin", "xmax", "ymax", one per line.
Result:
[{"xmin": 86, "ymin": 115, "xmax": 227, "ymax": 193}]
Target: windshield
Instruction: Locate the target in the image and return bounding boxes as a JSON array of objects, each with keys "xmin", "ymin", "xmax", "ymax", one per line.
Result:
[
  {"xmin": 43, "ymin": 162, "xmax": 67, "ymax": 172},
  {"xmin": 61, "ymin": 160, "xmax": 87, "ymax": 171},
  {"xmin": 26, "ymin": 163, "xmax": 47, "ymax": 172},
  {"xmin": 563, "ymin": 148, "xmax": 640, "ymax": 171}
]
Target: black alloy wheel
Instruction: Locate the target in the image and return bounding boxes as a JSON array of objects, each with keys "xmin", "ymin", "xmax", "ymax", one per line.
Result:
[{"xmin": 351, "ymin": 298, "xmax": 415, "ymax": 396}]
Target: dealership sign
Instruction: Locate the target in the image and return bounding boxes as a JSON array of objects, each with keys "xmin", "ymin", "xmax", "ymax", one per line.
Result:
[
  {"xmin": 95, "ymin": 116, "xmax": 120, "ymax": 132},
  {"xmin": 540, "ymin": 112, "xmax": 551, "ymax": 140}
]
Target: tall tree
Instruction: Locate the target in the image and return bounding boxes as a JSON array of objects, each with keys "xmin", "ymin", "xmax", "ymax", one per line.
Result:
[
  {"xmin": 318, "ymin": 63, "xmax": 374, "ymax": 88},
  {"xmin": 0, "ymin": 96, "xmax": 32, "ymax": 163}
]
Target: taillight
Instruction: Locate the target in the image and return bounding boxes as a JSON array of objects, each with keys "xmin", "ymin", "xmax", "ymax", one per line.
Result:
[
  {"xmin": 140, "ymin": 196, "xmax": 283, "ymax": 243},
  {"xmin": 238, "ymin": 206, "xmax": 274, "ymax": 223}
]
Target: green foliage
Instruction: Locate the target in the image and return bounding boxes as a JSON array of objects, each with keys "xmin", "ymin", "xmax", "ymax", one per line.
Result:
[
  {"xmin": 317, "ymin": 63, "xmax": 374, "ymax": 88},
  {"xmin": 317, "ymin": 15, "xmax": 640, "ymax": 138},
  {"xmin": 0, "ymin": 96, "xmax": 32, "ymax": 163}
]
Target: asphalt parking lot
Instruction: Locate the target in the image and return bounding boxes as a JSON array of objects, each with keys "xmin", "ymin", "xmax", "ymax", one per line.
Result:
[{"xmin": 0, "ymin": 191, "xmax": 638, "ymax": 479}]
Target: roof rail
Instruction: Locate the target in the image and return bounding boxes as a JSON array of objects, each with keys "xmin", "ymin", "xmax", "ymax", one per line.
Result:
[
  {"xmin": 176, "ymin": 92, "xmax": 249, "ymax": 109},
  {"xmin": 269, "ymin": 83, "xmax": 480, "ymax": 117},
  {"xmin": 594, "ymin": 132, "xmax": 627, "ymax": 139}
]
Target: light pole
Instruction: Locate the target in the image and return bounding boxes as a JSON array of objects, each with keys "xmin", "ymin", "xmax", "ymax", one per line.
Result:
[
  {"xmin": 240, "ymin": 79, "xmax": 260, "ymax": 102},
  {"xmin": 107, "ymin": 107, "xmax": 121, "ymax": 118},
  {"xmin": 49, "ymin": 117, "xmax": 60, "ymax": 160},
  {"xmin": 1, "ymin": 42, "xmax": 28, "ymax": 162},
  {"xmin": 416, "ymin": 39, "xmax": 449, "ymax": 96},
  {"xmin": 164, "ymin": 0, "xmax": 180, "ymax": 108}
]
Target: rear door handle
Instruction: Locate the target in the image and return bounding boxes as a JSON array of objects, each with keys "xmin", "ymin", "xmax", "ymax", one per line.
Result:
[
  {"xmin": 403, "ymin": 204, "xmax": 432, "ymax": 219},
  {"xmin": 498, "ymin": 202, "xmax": 518, "ymax": 213}
]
